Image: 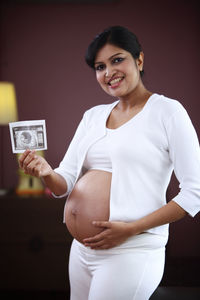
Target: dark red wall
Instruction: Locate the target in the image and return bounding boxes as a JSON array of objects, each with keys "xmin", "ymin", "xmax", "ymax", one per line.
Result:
[{"xmin": 0, "ymin": 0, "xmax": 199, "ymax": 257}]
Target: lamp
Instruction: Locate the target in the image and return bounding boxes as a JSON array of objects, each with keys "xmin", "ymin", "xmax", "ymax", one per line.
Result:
[
  {"xmin": 0, "ymin": 82, "xmax": 18, "ymax": 195},
  {"xmin": 0, "ymin": 82, "xmax": 18, "ymax": 124},
  {"xmin": 0, "ymin": 82, "xmax": 45, "ymax": 196},
  {"xmin": 16, "ymin": 150, "xmax": 45, "ymax": 196}
]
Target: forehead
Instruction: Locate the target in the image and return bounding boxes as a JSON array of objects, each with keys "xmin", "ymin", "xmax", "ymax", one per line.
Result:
[{"xmin": 95, "ymin": 44, "xmax": 129, "ymax": 63}]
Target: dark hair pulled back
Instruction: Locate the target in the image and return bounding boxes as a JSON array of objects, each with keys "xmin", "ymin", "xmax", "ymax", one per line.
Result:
[{"xmin": 85, "ymin": 26, "xmax": 144, "ymax": 77}]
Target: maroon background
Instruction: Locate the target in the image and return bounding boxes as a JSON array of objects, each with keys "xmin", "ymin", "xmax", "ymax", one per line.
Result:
[{"xmin": 0, "ymin": 0, "xmax": 199, "ymax": 259}]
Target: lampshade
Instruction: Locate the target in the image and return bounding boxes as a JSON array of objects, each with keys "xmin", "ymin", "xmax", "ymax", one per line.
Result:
[{"xmin": 0, "ymin": 82, "xmax": 18, "ymax": 125}]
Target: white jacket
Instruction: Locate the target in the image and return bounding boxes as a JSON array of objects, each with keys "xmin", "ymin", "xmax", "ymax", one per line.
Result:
[{"xmin": 54, "ymin": 93, "xmax": 200, "ymax": 237}]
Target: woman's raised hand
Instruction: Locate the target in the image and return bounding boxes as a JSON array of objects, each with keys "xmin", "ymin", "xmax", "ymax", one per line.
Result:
[{"xmin": 19, "ymin": 149, "xmax": 53, "ymax": 178}]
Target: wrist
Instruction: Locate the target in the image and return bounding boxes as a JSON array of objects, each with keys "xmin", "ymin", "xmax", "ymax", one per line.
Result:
[
  {"xmin": 41, "ymin": 166, "xmax": 54, "ymax": 179},
  {"xmin": 126, "ymin": 221, "xmax": 143, "ymax": 237}
]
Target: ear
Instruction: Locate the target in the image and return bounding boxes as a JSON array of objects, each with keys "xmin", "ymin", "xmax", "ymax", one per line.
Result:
[{"xmin": 136, "ymin": 52, "xmax": 144, "ymax": 72}]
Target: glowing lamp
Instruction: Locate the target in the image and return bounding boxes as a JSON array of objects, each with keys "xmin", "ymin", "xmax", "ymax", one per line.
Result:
[
  {"xmin": 0, "ymin": 82, "xmax": 18, "ymax": 125},
  {"xmin": 0, "ymin": 82, "xmax": 18, "ymax": 195}
]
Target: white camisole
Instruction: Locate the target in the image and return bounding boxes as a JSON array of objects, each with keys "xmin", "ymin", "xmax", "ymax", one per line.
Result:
[{"xmin": 83, "ymin": 129, "xmax": 112, "ymax": 172}]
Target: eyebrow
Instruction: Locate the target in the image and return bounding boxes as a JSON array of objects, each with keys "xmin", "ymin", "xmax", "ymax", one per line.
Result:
[{"xmin": 94, "ymin": 52, "xmax": 123, "ymax": 65}]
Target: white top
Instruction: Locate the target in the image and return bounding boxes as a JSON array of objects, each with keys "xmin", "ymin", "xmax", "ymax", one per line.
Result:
[
  {"xmin": 83, "ymin": 129, "xmax": 112, "ymax": 172},
  {"xmin": 54, "ymin": 93, "xmax": 200, "ymax": 237}
]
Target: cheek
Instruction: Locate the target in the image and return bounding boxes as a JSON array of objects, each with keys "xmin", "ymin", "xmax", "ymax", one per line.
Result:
[
  {"xmin": 127, "ymin": 66, "xmax": 140, "ymax": 84},
  {"xmin": 96, "ymin": 73, "xmax": 101, "ymax": 83},
  {"xmin": 96, "ymin": 73, "xmax": 105, "ymax": 86}
]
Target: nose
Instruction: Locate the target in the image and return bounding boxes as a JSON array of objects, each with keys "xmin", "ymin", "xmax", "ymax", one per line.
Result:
[{"xmin": 105, "ymin": 66, "xmax": 115, "ymax": 78}]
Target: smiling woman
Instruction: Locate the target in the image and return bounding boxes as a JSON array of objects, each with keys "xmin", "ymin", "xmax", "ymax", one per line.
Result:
[
  {"xmin": 18, "ymin": 26, "xmax": 200, "ymax": 300},
  {"xmin": 94, "ymin": 44, "xmax": 144, "ymax": 99}
]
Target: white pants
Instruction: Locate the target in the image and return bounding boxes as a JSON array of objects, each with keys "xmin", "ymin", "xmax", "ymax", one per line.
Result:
[{"xmin": 69, "ymin": 233, "xmax": 167, "ymax": 300}]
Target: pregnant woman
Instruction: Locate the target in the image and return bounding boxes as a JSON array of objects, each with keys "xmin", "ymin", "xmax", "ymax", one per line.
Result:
[{"xmin": 19, "ymin": 26, "xmax": 200, "ymax": 300}]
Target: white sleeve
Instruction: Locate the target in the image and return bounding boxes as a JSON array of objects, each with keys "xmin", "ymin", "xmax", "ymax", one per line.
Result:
[
  {"xmin": 53, "ymin": 112, "xmax": 87, "ymax": 198},
  {"xmin": 166, "ymin": 105, "xmax": 200, "ymax": 217}
]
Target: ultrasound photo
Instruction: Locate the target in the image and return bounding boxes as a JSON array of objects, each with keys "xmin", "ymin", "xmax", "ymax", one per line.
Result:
[{"xmin": 9, "ymin": 120, "xmax": 47, "ymax": 153}]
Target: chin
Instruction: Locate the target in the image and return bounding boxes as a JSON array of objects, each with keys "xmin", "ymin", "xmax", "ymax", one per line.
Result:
[
  {"xmin": 109, "ymin": 91, "xmax": 127, "ymax": 98},
  {"xmin": 104, "ymin": 87, "xmax": 122, "ymax": 96}
]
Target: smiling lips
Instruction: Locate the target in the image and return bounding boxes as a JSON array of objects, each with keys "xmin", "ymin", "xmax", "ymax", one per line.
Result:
[{"xmin": 108, "ymin": 76, "xmax": 124, "ymax": 88}]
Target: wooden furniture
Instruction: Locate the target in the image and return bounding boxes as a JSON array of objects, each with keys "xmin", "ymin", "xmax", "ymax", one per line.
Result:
[
  {"xmin": 0, "ymin": 193, "xmax": 72, "ymax": 293},
  {"xmin": 0, "ymin": 193, "xmax": 199, "ymax": 298}
]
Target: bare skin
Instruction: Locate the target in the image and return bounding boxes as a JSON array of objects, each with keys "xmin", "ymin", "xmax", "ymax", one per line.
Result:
[
  {"xmin": 82, "ymin": 44, "xmax": 187, "ymax": 249},
  {"xmin": 65, "ymin": 170, "xmax": 111, "ymax": 243},
  {"xmin": 19, "ymin": 150, "xmax": 112, "ymax": 243},
  {"xmin": 83, "ymin": 201, "xmax": 187, "ymax": 249},
  {"xmin": 19, "ymin": 43, "xmax": 188, "ymax": 250},
  {"xmin": 18, "ymin": 149, "xmax": 67, "ymax": 196}
]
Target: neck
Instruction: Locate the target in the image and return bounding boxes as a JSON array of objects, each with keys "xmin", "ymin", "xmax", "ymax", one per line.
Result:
[{"xmin": 117, "ymin": 85, "xmax": 152, "ymax": 111}]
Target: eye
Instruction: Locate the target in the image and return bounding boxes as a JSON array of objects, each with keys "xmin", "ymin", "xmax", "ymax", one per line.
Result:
[
  {"xmin": 95, "ymin": 64, "xmax": 105, "ymax": 71},
  {"xmin": 112, "ymin": 57, "xmax": 124, "ymax": 64}
]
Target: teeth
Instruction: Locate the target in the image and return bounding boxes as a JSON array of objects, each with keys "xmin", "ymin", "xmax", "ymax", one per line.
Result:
[{"xmin": 109, "ymin": 77, "xmax": 123, "ymax": 85}]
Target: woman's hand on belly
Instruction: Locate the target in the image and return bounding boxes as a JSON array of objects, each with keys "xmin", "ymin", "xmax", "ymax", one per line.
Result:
[{"xmin": 83, "ymin": 220, "xmax": 133, "ymax": 249}]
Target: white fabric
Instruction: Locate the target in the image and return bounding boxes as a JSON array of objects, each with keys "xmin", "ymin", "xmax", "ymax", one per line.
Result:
[
  {"xmin": 54, "ymin": 93, "xmax": 200, "ymax": 237},
  {"xmin": 69, "ymin": 234, "xmax": 166, "ymax": 300},
  {"xmin": 83, "ymin": 129, "xmax": 112, "ymax": 172}
]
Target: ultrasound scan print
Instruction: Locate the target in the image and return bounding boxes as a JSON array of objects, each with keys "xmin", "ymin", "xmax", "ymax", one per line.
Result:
[{"xmin": 9, "ymin": 120, "xmax": 47, "ymax": 153}]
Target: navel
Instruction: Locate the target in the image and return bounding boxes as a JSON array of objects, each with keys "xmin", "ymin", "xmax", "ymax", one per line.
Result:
[{"xmin": 71, "ymin": 208, "xmax": 77, "ymax": 216}]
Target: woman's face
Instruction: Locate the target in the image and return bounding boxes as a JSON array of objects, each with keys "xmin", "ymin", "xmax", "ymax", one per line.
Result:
[{"xmin": 94, "ymin": 43, "xmax": 144, "ymax": 99}]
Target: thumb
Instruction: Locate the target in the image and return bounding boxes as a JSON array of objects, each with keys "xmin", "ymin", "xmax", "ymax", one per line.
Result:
[{"xmin": 92, "ymin": 221, "xmax": 111, "ymax": 228}]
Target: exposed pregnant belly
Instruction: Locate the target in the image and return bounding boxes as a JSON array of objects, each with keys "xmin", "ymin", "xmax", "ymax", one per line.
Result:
[{"xmin": 65, "ymin": 170, "xmax": 112, "ymax": 243}]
